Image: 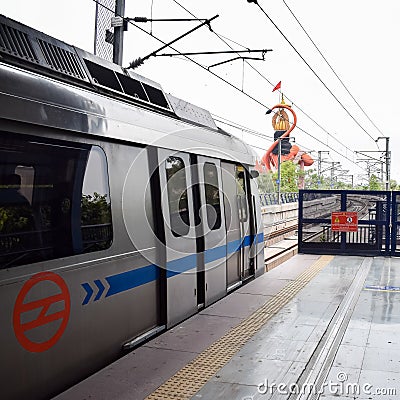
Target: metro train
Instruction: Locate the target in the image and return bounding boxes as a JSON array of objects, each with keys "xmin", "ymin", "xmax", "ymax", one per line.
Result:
[{"xmin": 0, "ymin": 15, "xmax": 264, "ymax": 399}]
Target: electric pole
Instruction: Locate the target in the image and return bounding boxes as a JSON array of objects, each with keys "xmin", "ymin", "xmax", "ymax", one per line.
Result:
[
  {"xmin": 277, "ymin": 138, "xmax": 282, "ymax": 204},
  {"xmin": 113, "ymin": 0, "xmax": 125, "ymax": 65},
  {"xmin": 376, "ymin": 137, "xmax": 391, "ymax": 190},
  {"xmin": 330, "ymin": 162, "xmax": 340, "ymax": 188},
  {"xmin": 317, "ymin": 151, "xmax": 329, "ymax": 186}
]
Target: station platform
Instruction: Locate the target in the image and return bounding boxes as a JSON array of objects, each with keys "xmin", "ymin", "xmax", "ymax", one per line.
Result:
[{"xmin": 54, "ymin": 254, "xmax": 400, "ymax": 400}]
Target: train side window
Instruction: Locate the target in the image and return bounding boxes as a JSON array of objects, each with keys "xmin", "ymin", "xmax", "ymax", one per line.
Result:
[
  {"xmin": 236, "ymin": 167, "xmax": 246, "ymax": 195},
  {"xmin": 236, "ymin": 166, "xmax": 248, "ymax": 222},
  {"xmin": 81, "ymin": 146, "xmax": 113, "ymax": 253},
  {"xmin": 0, "ymin": 134, "xmax": 112, "ymax": 269},
  {"xmin": 204, "ymin": 162, "xmax": 222, "ymax": 230},
  {"xmin": 165, "ymin": 156, "xmax": 190, "ymax": 237}
]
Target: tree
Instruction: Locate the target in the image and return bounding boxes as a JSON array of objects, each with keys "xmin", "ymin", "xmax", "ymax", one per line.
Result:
[
  {"xmin": 271, "ymin": 161, "xmax": 300, "ymax": 192},
  {"xmin": 334, "ymin": 180, "xmax": 352, "ymax": 189},
  {"xmin": 303, "ymin": 168, "xmax": 332, "ymax": 189},
  {"xmin": 390, "ymin": 179, "xmax": 399, "ymax": 190},
  {"xmin": 368, "ymin": 174, "xmax": 383, "ymax": 191},
  {"xmin": 81, "ymin": 193, "xmax": 111, "ymax": 225},
  {"xmin": 256, "ymin": 172, "xmax": 275, "ymax": 193}
]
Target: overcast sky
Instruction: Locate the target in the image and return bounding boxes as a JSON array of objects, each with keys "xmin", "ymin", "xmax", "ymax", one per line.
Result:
[{"xmin": 3, "ymin": 0, "xmax": 399, "ymax": 183}]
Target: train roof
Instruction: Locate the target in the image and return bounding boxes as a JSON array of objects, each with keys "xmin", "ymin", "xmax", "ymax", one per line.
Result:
[{"xmin": 0, "ymin": 14, "xmax": 256, "ymax": 165}]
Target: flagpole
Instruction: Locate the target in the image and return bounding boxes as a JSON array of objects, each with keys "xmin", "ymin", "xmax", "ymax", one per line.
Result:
[
  {"xmin": 277, "ymin": 137, "xmax": 281, "ymax": 204},
  {"xmin": 272, "ymin": 80, "xmax": 282, "ymax": 103},
  {"xmin": 279, "ymin": 82, "xmax": 281, "ymax": 103},
  {"xmin": 271, "ymin": 80, "xmax": 283, "ymax": 203}
]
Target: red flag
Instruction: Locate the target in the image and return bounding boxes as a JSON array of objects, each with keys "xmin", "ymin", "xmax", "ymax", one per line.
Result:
[{"xmin": 272, "ymin": 81, "xmax": 281, "ymax": 92}]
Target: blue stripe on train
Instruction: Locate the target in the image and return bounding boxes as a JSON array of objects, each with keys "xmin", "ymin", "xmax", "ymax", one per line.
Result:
[
  {"xmin": 82, "ymin": 233, "xmax": 264, "ymax": 303},
  {"xmin": 166, "ymin": 254, "xmax": 197, "ymax": 278},
  {"xmin": 226, "ymin": 239, "xmax": 242, "ymax": 254},
  {"xmin": 106, "ymin": 264, "xmax": 159, "ymax": 297}
]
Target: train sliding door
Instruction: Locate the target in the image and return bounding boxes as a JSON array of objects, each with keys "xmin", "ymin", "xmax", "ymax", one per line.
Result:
[
  {"xmin": 197, "ymin": 156, "xmax": 227, "ymax": 306},
  {"xmin": 158, "ymin": 149, "xmax": 198, "ymax": 327},
  {"xmin": 221, "ymin": 162, "xmax": 253, "ymax": 290},
  {"xmin": 239, "ymin": 166, "xmax": 254, "ymax": 280},
  {"xmin": 250, "ymin": 176, "xmax": 265, "ymax": 278}
]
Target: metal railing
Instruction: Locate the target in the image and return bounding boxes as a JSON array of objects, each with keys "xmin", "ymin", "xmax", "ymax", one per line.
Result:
[
  {"xmin": 298, "ymin": 189, "xmax": 391, "ymax": 256},
  {"xmin": 259, "ymin": 192, "xmax": 299, "ymax": 206}
]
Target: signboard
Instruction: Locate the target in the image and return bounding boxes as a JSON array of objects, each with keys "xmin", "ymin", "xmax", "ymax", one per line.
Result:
[
  {"xmin": 331, "ymin": 211, "xmax": 358, "ymax": 232},
  {"xmin": 13, "ymin": 271, "xmax": 70, "ymax": 353}
]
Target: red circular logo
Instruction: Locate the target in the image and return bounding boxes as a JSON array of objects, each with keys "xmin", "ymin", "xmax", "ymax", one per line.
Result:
[{"xmin": 13, "ymin": 271, "xmax": 70, "ymax": 352}]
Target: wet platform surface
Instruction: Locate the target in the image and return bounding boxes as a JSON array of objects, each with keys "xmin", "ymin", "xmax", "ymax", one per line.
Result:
[{"xmin": 54, "ymin": 254, "xmax": 400, "ymax": 400}]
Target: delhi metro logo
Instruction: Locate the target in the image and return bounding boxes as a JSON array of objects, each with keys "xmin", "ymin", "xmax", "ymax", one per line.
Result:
[{"xmin": 13, "ymin": 271, "xmax": 71, "ymax": 353}]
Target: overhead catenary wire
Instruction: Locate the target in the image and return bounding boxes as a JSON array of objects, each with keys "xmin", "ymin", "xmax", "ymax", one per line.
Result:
[
  {"xmin": 92, "ymin": 0, "xmax": 361, "ymax": 168},
  {"xmin": 170, "ymin": 0, "xmax": 356, "ymax": 161},
  {"xmin": 281, "ymin": 0, "xmax": 385, "ymax": 139},
  {"xmin": 131, "ymin": 20, "xmax": 357, "ymax": 164},
  {"xmin": 126, "ymin": 15, "xmax": 219, "ymax": 69},
  {"xmin": 92, "ymin": 1, "xmax": 266, "ymax": 106},
  {"xmin": 213, "ymin": 115, "xmax": 314, "ymax": 154},
  {"xmin": 248, "ymin": 0, "xmax": 379, "ymax": 145},
  {"xmin": 250, "ymin": 68, "xmax": 355, "ymax": 157},
  {"xmin": 216, "ymin": 99, "xmax": 356, "ymax": 164},
  {"xmin": 212, "ymin": 114, "xmax": 274, "ymax": 141}
]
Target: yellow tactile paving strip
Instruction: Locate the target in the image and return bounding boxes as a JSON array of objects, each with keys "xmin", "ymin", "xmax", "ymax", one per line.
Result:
[{"xmin": 146, "ymin": 255, "xmax": 334, "ymax": 400}]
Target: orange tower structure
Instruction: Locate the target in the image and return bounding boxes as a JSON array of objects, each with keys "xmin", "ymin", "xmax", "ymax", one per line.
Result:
[{"xmin": 261, "ymin": 95, "xmax": 314, "ymax": 188}]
